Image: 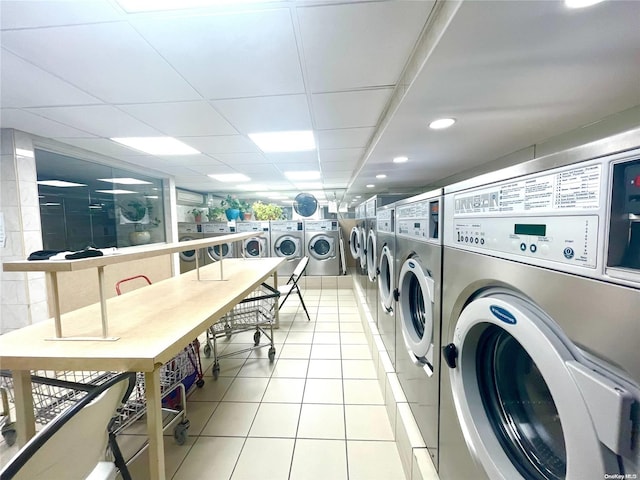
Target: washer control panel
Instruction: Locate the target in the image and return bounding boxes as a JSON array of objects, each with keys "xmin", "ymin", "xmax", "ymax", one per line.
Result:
[
  {"xmin": 377, "ymin": 208, "xmax": 393, "ymax": 233},
  {"xmin": 453, "ymin": 215, "xmax": 599, "ymax": 268},
  {"xmin": 271, "ymin": 221, "xmax": 303, "ymax": 232},
  {"xmin": 396, "ymin": 199, "xmax": 440, "ymax": 243}
]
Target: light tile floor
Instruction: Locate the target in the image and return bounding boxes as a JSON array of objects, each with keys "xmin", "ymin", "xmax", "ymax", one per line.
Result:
[{"xmin": 117, "ymin": 287, "xmax": 407, "ymax": 479}]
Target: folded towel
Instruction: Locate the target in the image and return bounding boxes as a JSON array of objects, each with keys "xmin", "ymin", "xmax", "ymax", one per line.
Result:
[
  {"xmin": 27, "ymin": 250, "xmax": 64, "ymax": 261},
  {"xmin": 65, "ymin": 248, "xmax": 104, "ymax": 260}
]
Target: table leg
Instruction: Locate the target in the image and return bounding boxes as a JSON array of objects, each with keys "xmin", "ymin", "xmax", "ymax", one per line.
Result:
[
  {"xmin": 13, "ymin": 370, "xmax": 35, "ymax": 447},
  {"xmin": 145, "ymin": 369, "xmax": 166, "ymax": 480},
  {"xmin": 273, "ymin": 271, "xmax": 279, "ymax": 329}
]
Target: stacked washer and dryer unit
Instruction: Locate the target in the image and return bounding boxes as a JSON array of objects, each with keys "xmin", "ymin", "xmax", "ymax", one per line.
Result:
[
  {"xmin": 439, "ymin": 130, "xmax": 640, "ymax": 480},
  {"xmin": 393, "ymin": 190, "xmax": 444, "ymax": 468},
  {"xmin": 269, "ymin": 220, "xmax": 305, "ymax": 277}
]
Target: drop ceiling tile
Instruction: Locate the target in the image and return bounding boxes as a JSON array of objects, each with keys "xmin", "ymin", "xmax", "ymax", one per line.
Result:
[
  {"xmin": 312, "ymin": 89, "xmax": 393, "ymax": 130},
  {"xmin": 186, "ymin": 164, "xmax": 234, "ymax": 175},
  {"xmin": 263, "ymin": 151, "xmax": 319, "ymax": 164},
  {"xmin": 298, "ymin": 1, "xmax": 433, "ymax": 92},
  {"xmin": 1, "ymin": 50, "xmax": 102, "ymax": 108},
  {"xmin": 211, "ymin": 95, "xmax": 311, "ymax": 133},
  {"xmin": 316, "ymin": 128, "xmax": 375, "ymax": 149},
  {"xmin": 319, "ymin": 148, "xmax": 364, "ymax": 164},
  {"xmin": 161, "ymin": 154, "xmax": 224, "ymax": 167},
  {"xmin": 322, "ymin": 161, "xmax": 358, "ymax": 174},
  {"xmin": 26, "ymin": 105, "xmax": 161, "ymax": 138},
  {"xmin": 54, "ymin": 138, "xmax": 151, "ymax": 159},
  {"xmin": 232, "ymin": 164, "xmax": 284, "ymax": 181},
  {"xmin": 1, "ymin": 108, "xmax": 95, "ymax": 138},
  {"xmin": 0, "ymin": 0, "xmax": 123, "ymax": 29},
  {"xmin": 178, "ymin": 136, "xmax": 260, "ymax": 154},
  {"xmin": 211, "ymin": 153, "xmax": 267, "ymax": 165},
  {"xmin": 118, "ymin": 101, "xmax": 237, "ymax": 136},
  {"xmin": 132, "ymin": 9, "xmax": 304, "ymax": 99},
  {"xmin": 1, "ymin": 22, "xmax": 200, "ymax": 103}
]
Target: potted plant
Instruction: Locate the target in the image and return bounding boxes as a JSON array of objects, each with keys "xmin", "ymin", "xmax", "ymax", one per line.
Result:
[
  {"xmin": 190, "ymin": 208, "xmax": 204, "ymax": 223},
  {"xmin": 120, "ymin": 199, "xmax": 161, "ymax": 245},
  {"xmin": 252, "ymin": 201, "xmax": 283, "ymax": 220},
  {"xmin": 206, "ymin": 206, "xmax": 225, "ymax": 222},
  {"xmin": 239, "ymin": 200, "xmax": 252, "ymax": 220},
  {"xmin": 221, "ymin": 195, "xmax": 241, "ymax": 221}
]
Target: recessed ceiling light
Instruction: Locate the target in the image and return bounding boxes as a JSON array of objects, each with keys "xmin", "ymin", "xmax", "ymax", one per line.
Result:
[
  {"xmin": 294, "ymin": 182, "xmax": 323, "ymax": 190},
  {"xmin": 376, "ymin": 174, "xmax": 387, "ymax": 179},
  {"xmin": 393, "ymin": 156, "xmax": 408, "ymax": 164},
  {"xmin": 208, "ymin": 173, "xmax": 251, "ymax": 182},
  {"xmin": 248, "ymin": 131, "xmax": 315, "ymax": 153},
  {"xmin": 116, "ymin": 0, "xmax": 273, "ymax": 13},
  {"xmin": 366, "ymin": 184, "xmax": 375, "ymax": 188},
  {"xmin": 97, "ymin": 177, "xmax": 153, "ymax": 185},
  {"xmin": 355, "ymin": 195, "xmax": 362, "ymax": 199},
  {"xmin": 429, "ymin": 118, "xmax": 456, "ymax": 130},
  {"xmin": 95, "ymin": 189, "xmax": 137, "ymax": 195},
  {"xmin": 37, "ymin": 180, "xmax": 87, "ymax": 188},
  {"xmin": 111, "ymin": 137, "xmax": 200, "ymax": 155},
  {"xmin": 284, "ymin": 171, "xmax": 320, "ymax": 181},
  {"xmin": 565, "ymin": 0, "xmax": 605, "ymax": 7}
]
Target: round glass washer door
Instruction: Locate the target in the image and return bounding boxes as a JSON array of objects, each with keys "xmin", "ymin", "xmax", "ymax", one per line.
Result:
[
  {"xmin": 179, "ymin": 236, "xmax": 199, "ymax": 262},
  {"xmin": 274, "ymin": 235, "xmax": 300, "ymax": 258},
  {"xmin": 349, "ymin": 227, "xmax": 360, "ymax": 259},
  {"xmin": 207, "ymin": 243, "xmax": 231, "ymax": 261},
  {"xmin": 397, "ymin": 256, "xmax": 435, "ymax": 368},
  {"xmin": 366, "ymin": 230, "xmax": 377, "ymax": 281},
  {"xmin": 244, "ymin": 237, "xmax": 265, "ymax": 257},
  {"xmin": 358, "ymin": 228, "xmax": 367, "ymax": 269},
  {"xmin": 448, "ymin": 291, "xmax": 617, "ymax": 480},
  {"xmin": 309, "ymin": 235, "xmax": 335, "ymax": 260},
  {"xmin": 378, "ymin": 245, "xmax": 394, "ymax": 312}
]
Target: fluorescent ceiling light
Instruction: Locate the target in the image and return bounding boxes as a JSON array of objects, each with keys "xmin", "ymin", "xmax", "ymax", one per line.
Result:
[
  {"xmin": 111, "ymin": 137, "xmax": 199, "ymax": 155},
  {"xmin": 116, "ymin": 0, "xmax": 273, "ymax": 13},
  {"xmin": 429, "ymin": 118, "xmax": 456, "ymax": 130},
  {"xmin": 208, "ymin": 173, "xmax": 251, "ymax": 182},
  {"xmin": 376, "ymin": 174, "xmax": 387, "ymax": 179},
  {"xmin": 366, "ymin": 184, "xmax": 375, "ymax": 188},
  {"xmin": 284, "ymin": 170, "xmax": 320, "ymax": 181},
  {"xmin": 294, "ymin": 182, "xmax": 322, "ymax": 190},
  {"xmin": 248, "ymin": 131, "xmax": 315, "ymax": 153},
  {"xmin": 355, "ymin": 195, "xmax": 362, "ymax": 199},
  {"xmin": 37, "ymin": 180, "xmax": 87, "ymax": 188},
  {"xmin": 95, "ymin": 189, "xmax": 137, "ymax": 195},
  {"xmin": 43, "ymin": 202, "xmax": 61, "ymax": 206},
  {"xmin": 144, "ymin": 195, "xmax": 159, "ymax": 199},
  {"xmin": 565, "ymin": 0, "xmax": 605, "ymax": 7},
  {"xmin": 16, "ymin": 148, "xmax": 34, "ymax": 158},
  {"xmin": 393, "ymin": 156, "xmax": 408, "ymax": 164},
  {"xmin": 97, "ymin": 177, "xmax": 153, "ymax": 185}
]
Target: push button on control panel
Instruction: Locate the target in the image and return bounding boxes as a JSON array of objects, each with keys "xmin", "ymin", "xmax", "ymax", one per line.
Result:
[
  {"xmin": 563, "ymin": 247, "xmax": 575, "ymax": 259},
  {"xmin": 520, "ymin": 243, "xmax": 527, "ymax": 252},
  {"xmin": 529, "ymin": 244, "xmax": 537, "ymax": 253}
]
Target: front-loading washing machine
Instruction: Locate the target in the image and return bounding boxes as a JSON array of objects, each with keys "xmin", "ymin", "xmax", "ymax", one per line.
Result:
[
  {"xmin": 439, "ymin": 131, "xmax": 640, "ymax": 480},
  {"xmin": 202, "ymin": 222, "xmax": 235, "ymax": 264},
  {"xmin": 354, "ymin": 204, "xmax": 368, "ymax": 293},
  {"xmin": 305, "ymin": 220, "xmax": 340, "ymax": 276},
  {"xmin": 376, "ymin": 201, "xmax": 398, "ymax": 367},
  {"xmin": 236, "ymin": 221, "xmax": 270, "ymax": 258},
  {"xmin": 270, "ymin": 220, "xmax": 304, "ymax": 276},
  {"xmin": 394, "ymin": 189, "xmax": 443, "ymax": 467},
  {"xmin": 178, "ymin": 222, "xmax": 203, "ymax": 273}
]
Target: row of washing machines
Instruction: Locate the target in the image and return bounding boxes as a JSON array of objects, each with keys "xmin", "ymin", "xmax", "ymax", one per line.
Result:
[
  {"xmin": 178, "ymin": 219, "xmax": 342, "ymax": 277},
  {"xmin": 351, "ymin": 131, "xmax": 640, "ymax": 480}
]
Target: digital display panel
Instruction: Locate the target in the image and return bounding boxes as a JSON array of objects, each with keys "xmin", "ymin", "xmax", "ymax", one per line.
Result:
[{"xmin": 514, "ymin": 224, "xmax": 546, "ymax": 236}]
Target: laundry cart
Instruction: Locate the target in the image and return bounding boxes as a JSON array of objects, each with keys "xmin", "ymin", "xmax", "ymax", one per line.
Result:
[{"xmin": 203, "ymin": 283, "xmax": 280, "ymax": 379}]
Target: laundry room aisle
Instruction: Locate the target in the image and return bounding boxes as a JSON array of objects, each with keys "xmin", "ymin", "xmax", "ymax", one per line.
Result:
[{"xmin": 115, "ymin": 282, "xmax": 411, "ymax": 480}]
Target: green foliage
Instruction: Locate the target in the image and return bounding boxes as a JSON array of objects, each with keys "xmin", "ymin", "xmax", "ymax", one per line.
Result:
[
  {"xmin": 220, "ymin": 195, "xmax": 242, "ymax": 210},
  {"xmin": 207, "ymin": 206, "xmax": 225, "ymax": 221},
  {"xmin": 252, "ymin": 201, "xmax": 283, "ymax": 220}
]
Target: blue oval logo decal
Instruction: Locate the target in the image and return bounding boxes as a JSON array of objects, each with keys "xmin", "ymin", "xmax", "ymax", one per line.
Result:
[
  {"xmin": 408, "ymin": 261, "xmax": 415, "ymax": 269},
  {"xmin": 489, "ymin": 305, "xmax": 517, "ymax": 325}
]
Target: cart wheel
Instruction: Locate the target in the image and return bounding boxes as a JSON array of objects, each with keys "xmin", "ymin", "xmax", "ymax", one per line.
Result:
[
  {"xmin": 173, "ymin": 420, "xmax": 190, "ymax": 445},
  {"xmin": 203, "ymin": 343, "xmax": 212, "ymax": 358},
  {"xmin": 212, "ymin": 362, "xmax": 220, "ymax": 380},
  {"xmin": 268, "ymin": 347, "xmax": 276, "ymax": 362},
  {"xmin": 253, "ymin": 331, "xmax": 261, "ymax": 346},
  {"xmin": 224, "ymin": 323, "xmax": 232, "ymax": 340},
  {"xmin": 196, "ymin": 378, "xmax": 205, "ymax": 388},
  {"xmin": 1, "ymin": 423, "xmax": 17, "ymax": 447}
]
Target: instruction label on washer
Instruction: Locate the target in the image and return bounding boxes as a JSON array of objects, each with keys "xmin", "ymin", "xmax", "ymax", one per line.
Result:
[
  {"xmin": 377, "ymin": 209, "xmax": 393, "ymax": 233},
  {"xmin": 454, "ymin": 164, "xmax": 601, "ymax": 215}
]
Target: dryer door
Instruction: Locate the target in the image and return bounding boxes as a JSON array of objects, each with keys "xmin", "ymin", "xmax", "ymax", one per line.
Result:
[
  {"xmin": 349, "ymin": 227, "xmax": 360, "ymax": 259},
  {"xmin": 378, "ymin": 245, "xmax": 394, "ymax": 312},
  {"xmin": 244, "ymin": 237, "xmax": 265, "ymax": 257},
  {"xmin": 366, "ymin": 230, "xmax": 377, "ymax": 281},
  {"xmin": 358, "ymin": 228, "xmax": 367, "ymax": 269},
  {"xmin": 397, "ymin": 256, "xmax": 435, "ymax": 372},
  {"xmin": 274, "ymin": 235, "xmax": 300, "ymax": 258},
  {"xmin": 207, "ymin": 242, "xmax": 232, "ymax": 261},
  {"xmin": 309, "ymin": 235, "xmax": 335, "ymax": 260},
  {"xmin": 444, "ymin": 290, "xmax": 638, "ymax": 480},
  {"xmin": 179, "ymin": 236, "xmax": 199, "ymax": 263}
]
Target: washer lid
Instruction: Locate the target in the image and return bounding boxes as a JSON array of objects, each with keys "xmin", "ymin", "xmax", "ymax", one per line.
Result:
[
  {"xmin": 366, "ymin": 230, "xmax": 377, "ymax": 281},
  {"xmin": 275, "ymin": 235, "xmax": 300, "ymax": 258},
  {"xmin": 397, "ymin": 257, "xmax": 435, "ymax": 371},
  {"xmin": 309, "ymin": 234, "xmax": 335, "ymax": 259},
  {"xmin": 349, "ymin": 227, "xmax": 360, "ymax": 259},
  {"xmin": 446, "ymin": 292, "xmax": 638, "ymax": 480},
  {"xmin": 378, "ymin": 245, "xmax": 394, "ymax": 312}
]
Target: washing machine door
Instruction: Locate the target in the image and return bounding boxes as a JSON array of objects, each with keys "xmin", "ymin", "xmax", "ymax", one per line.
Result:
[
  {"xmin": 179, "ymin": 236, "xmax": 199, "ymax": 263},
  {"xmin": 444, "ymin": 290, "xmax": 637, "ymax": 480},
  {"xmin": 244, "ymin": 237, "xmax": 265, "ymax": 257},
  {"xmin": 366, "ymin": 230, "xmax": 377, "ymax": 281},
  {"xmin": 378, "ymin": 245, "xmax": 394, "ymax": 312},
  {"xmin": 358, "ymin": 228, "xmax": 367, "ymax": 269},
  {"xmin": 274, "ymin": 235, "xmax": 300, "ymax": 258},
  {"xmin": 308, "ymin": 234, "xmax": 335, "ymax": 260},
  {"xmin": 207, "ymin": 242, "xmax": 232, "ymax": 261},
  {"xmin": 397, "ymin": 256, "xmax": 435, "ymax": 372},
  {"xmin": 349, "ymin": 227, "xmax": 360, "ymax": 259}
]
